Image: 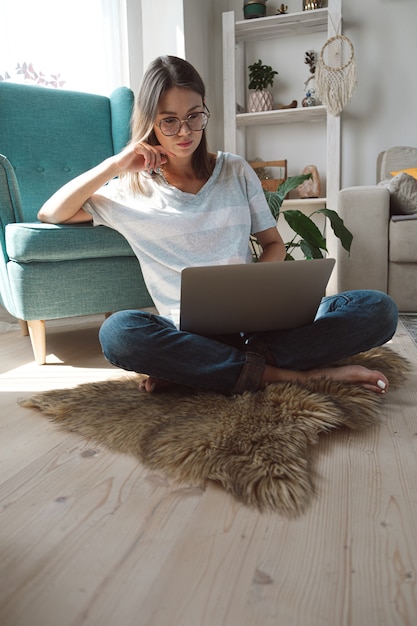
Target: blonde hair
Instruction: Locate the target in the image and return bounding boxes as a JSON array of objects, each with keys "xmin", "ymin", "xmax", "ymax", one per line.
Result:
[{"xmin": 126, "ymin": 56, "xmax": 213, "ymax": 193}]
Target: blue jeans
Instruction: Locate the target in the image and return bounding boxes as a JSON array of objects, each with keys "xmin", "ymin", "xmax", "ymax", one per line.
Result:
[{"xmin": 99, "ymin": 290, "xmax": 398, "ymax": 394}]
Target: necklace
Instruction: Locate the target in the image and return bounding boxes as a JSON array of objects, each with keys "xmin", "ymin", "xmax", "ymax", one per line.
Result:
[
  {"xmin": 159, "ymin": 167, "xmax": 186, "ymax": 191},
  {"xmin": 157, "ymin": 167, "xmax": 169, "ymax": 185}
]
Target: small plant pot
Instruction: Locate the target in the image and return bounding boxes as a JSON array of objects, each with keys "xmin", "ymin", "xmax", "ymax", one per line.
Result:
[
  {"xmin": 248, "ymin": 90, "xmax": 273, "ymax": 112},
  {"xmin": 243, "ymin": 1, "xmax": 267, "ymax": 19}
]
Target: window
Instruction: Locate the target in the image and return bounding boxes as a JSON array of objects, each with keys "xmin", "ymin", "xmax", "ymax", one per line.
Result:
[{"xmin": 0, "ymin": 0, "xmax": 129, "ymax": 95}]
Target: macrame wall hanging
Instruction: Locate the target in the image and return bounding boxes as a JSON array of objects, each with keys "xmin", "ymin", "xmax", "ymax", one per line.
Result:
[{"xmin": 316, "ymin": 33, "xmax": 357, "ymax": 116}]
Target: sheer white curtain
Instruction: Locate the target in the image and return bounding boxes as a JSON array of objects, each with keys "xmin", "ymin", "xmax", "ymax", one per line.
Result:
[
  {"xmin": 101, "ymin": 0, "xmax": 130, "ymax": 93},
  {"xmin": 0, "ymin": 0, "xmax": 130, "ymax": 95}
]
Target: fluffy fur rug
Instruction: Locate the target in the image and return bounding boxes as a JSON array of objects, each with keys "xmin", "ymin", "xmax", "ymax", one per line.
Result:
[{"xmin": 20, "ymin": 346, "xmax": 410, "ymax": 518}]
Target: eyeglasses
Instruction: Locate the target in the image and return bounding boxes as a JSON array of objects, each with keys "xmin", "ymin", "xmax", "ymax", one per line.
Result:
[{"xmin": 156, "ymin": 109, "xmax": 210, "ymax": 136}]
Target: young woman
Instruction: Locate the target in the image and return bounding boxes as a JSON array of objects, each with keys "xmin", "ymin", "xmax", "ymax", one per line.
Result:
[{"xmin": 38, "ymin": 55, "xmax": 398, "ymax": 395}]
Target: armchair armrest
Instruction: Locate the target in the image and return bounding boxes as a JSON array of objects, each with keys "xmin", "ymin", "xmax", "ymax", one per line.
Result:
[
  {"xmin": 0, "ymin": 154, "xmax": 23, "ymax": 228},
  {"xmin": 0, "ymin": 154, "xmax": 22, "ymax": 313},
  {"xmin": 337, "ymin": 185, "xmax": 390, "ymax": 293}
]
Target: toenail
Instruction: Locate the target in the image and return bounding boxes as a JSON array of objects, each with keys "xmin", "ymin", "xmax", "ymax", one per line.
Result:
[{"xmin": 377, "ymin": 379, "xmax": 386, "ymax": 390}]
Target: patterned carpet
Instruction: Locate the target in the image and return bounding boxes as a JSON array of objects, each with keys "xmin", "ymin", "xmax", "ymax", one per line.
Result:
[{"xmin": 400, "ymin": 315, "xmax": 417, "ymax": 345}]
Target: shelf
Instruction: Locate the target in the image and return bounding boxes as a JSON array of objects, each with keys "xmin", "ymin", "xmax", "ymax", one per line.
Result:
[
  {"xmin": 235, "ymin": 9, "xmax": 328, "ymax": 42},
  {"xmin": 236, "ymin": 106, "xmax": 326, "ymax": 126},
  {"xmin": 282, "ymin": 198, "xmax": 327, "ymax": 210},
  {"xmin": 222, "ymin": 0, "xmax": 341, "ymax": 225}
]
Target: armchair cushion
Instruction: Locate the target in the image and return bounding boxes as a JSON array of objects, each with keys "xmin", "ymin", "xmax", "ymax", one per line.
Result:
[
  {"xmin": 6, "ymin": 222, "xmax": 136, "ymax": 262},
  {"xmin": 7, "ymin": 256, "xmax": 153, "ymax": 321}
]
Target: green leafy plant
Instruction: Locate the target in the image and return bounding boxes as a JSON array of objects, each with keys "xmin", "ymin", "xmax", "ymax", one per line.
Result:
[
  {"xmin": 248, "ymin": 59, "xmax": 278, "ymax": 91},
  {"xmin": 251, "ymin": 174, "xmax": 353, "ymax": 261}
]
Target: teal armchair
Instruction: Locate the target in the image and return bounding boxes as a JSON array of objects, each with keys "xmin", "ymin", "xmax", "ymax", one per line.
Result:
[{"xmin": 0, "ymin": 82, "xmax": 153, "ymax": 363}]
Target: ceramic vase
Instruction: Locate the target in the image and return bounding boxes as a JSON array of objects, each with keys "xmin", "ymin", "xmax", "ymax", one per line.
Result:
[{"xmin": 248, "ymin": 89, "xmax": 273, "ymax": 112}]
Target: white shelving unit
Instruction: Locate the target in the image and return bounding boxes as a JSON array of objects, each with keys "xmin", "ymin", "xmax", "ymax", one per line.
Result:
[{"xmin": 222, "ymin": 1, "xmax": 342, "ymax": 214}]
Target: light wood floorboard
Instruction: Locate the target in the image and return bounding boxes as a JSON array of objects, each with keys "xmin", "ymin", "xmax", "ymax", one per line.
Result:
[{"xmin": 0, "ymin": 314, "xmax": 416, "ymax": 626}]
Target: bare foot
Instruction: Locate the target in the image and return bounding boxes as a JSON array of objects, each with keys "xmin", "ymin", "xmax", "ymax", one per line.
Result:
[
  {"xmin": 138, "ymin": 376, "xmax": 177, "ymax": 393},
  {"xmin": 261, "ymin": 364, "xmax": 389, "ymax": 395}
]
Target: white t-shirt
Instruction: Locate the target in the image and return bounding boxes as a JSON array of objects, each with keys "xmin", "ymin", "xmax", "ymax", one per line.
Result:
[{"xmin": 84, "ymin": 151, "xmax": 275, "ymax": 320}]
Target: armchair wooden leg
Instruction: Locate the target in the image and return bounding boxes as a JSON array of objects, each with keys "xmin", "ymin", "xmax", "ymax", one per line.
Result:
[
  {"xmin": 19, "ymin": 320, "xmax": 29, "ymax": 336},
  {"xmin": 27, "ymin": 320, "xmax": 46, "ymax": 365}
]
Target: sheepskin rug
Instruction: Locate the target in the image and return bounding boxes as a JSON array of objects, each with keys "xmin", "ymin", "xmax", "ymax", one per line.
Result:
[{"xmin": 19, "ymin": 346, "xmax": 410, "ymax": 517}]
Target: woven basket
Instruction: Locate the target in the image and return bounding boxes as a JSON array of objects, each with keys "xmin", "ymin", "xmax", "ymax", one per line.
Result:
[{"xmin": 249, "ymin": 159, "xmax": 288, "ymax": 192}]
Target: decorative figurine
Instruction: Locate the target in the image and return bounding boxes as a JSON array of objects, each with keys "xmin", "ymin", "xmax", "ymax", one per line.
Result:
[
  {"xmin": 276, "ymin": 100, "xmax": 298, "ymax": 109},
  {"xmin": 303, "ymin": 1, "xmax": 323, "ymax": 10},
  {"xmin": 297, "ymin": 165, "xmax": 321, "ymax": 198},
  {"xmin": 276, "ymin": 4, "xmax": 288, "ymax": 14},
  {"xmin": 302, "ymin": 49, "xmax": 320, "ymax": 107}
]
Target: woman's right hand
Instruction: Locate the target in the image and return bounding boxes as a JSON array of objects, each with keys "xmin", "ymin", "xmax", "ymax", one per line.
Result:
[
  {"xmin": 114, "ymin": 141, "xmax": 175, "ymax": 175},
  {"xmin": 38, "ymin": 141, "xmax": 175, "ymax": 225}
]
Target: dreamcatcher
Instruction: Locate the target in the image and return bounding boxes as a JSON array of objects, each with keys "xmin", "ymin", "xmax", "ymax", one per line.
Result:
[{"xmin": 316, "ymin": 33, "xmax": 357, "ymax": 116}]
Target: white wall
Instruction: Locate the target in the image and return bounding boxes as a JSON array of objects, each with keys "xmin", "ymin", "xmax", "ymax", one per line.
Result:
[
  {"xmin": 130, "ymin": 0, "xmax": 417, "ymax": 188},
  {"xmin": 140, "ymin": 0, "xmax": 185, "ymax": 70},
  {"xmin": 128, "ymin": 0, "xmax": 223, "ymax": 152},
  {"xmin": 183, "ymin": 0, "xmax": 222, "ymax": 154},
  {"xmin": 341, "ymin": 0, "xmax": 417, "ymax": 187},
  {"xmin": 217, "ymin": 0, "xmax": 417, "ymax": 187},
  {"xmin": 126, "ymin": 0, "xmax": 143, "ymax": 95}
]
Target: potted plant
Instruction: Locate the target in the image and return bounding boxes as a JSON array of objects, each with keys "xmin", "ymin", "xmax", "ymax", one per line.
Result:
[
  {"xmin": 250, "ymin": 175, "xmax": 353, "ymax": 261},
  {"xmin": 248, "ymin": 59, "xmax": 278, "ymax": 112}
]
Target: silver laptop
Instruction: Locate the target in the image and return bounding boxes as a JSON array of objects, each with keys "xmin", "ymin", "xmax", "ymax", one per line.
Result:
[{"xmin": 179, "ymin": 258, "xmax": 335, "ymax": 335}]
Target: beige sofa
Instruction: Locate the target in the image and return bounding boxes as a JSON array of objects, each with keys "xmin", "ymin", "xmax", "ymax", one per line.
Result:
[{"xmin": 337, "ymin": 146, "xmax": 417, "ymax": 312}]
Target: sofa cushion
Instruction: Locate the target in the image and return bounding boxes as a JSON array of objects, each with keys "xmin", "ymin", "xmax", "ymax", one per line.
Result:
[
  {"xmin": 5, "ymin": 222, "xmax": 135, "ymax": 263},
  {"xmin": 378, "ymin": 146, "xmax": 417, "ymax": 181},
  {"xmin": 389, "ymin": 216, "xmax": 417, "ymax": 262},
  {"xmin": 379, "ymin": 172, "xmax": 417, "ymax": 215}
]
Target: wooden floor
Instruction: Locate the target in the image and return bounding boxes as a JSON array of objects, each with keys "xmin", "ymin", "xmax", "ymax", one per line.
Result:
[{"xmin": 1, "ymin": 312, "xmax": 417, "ymax": 626}]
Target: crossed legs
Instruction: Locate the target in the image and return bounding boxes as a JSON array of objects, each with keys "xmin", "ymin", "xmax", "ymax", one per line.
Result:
[{"xmin": 99, "ymin": 290, "xmax": 398, "ymax": 396}]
